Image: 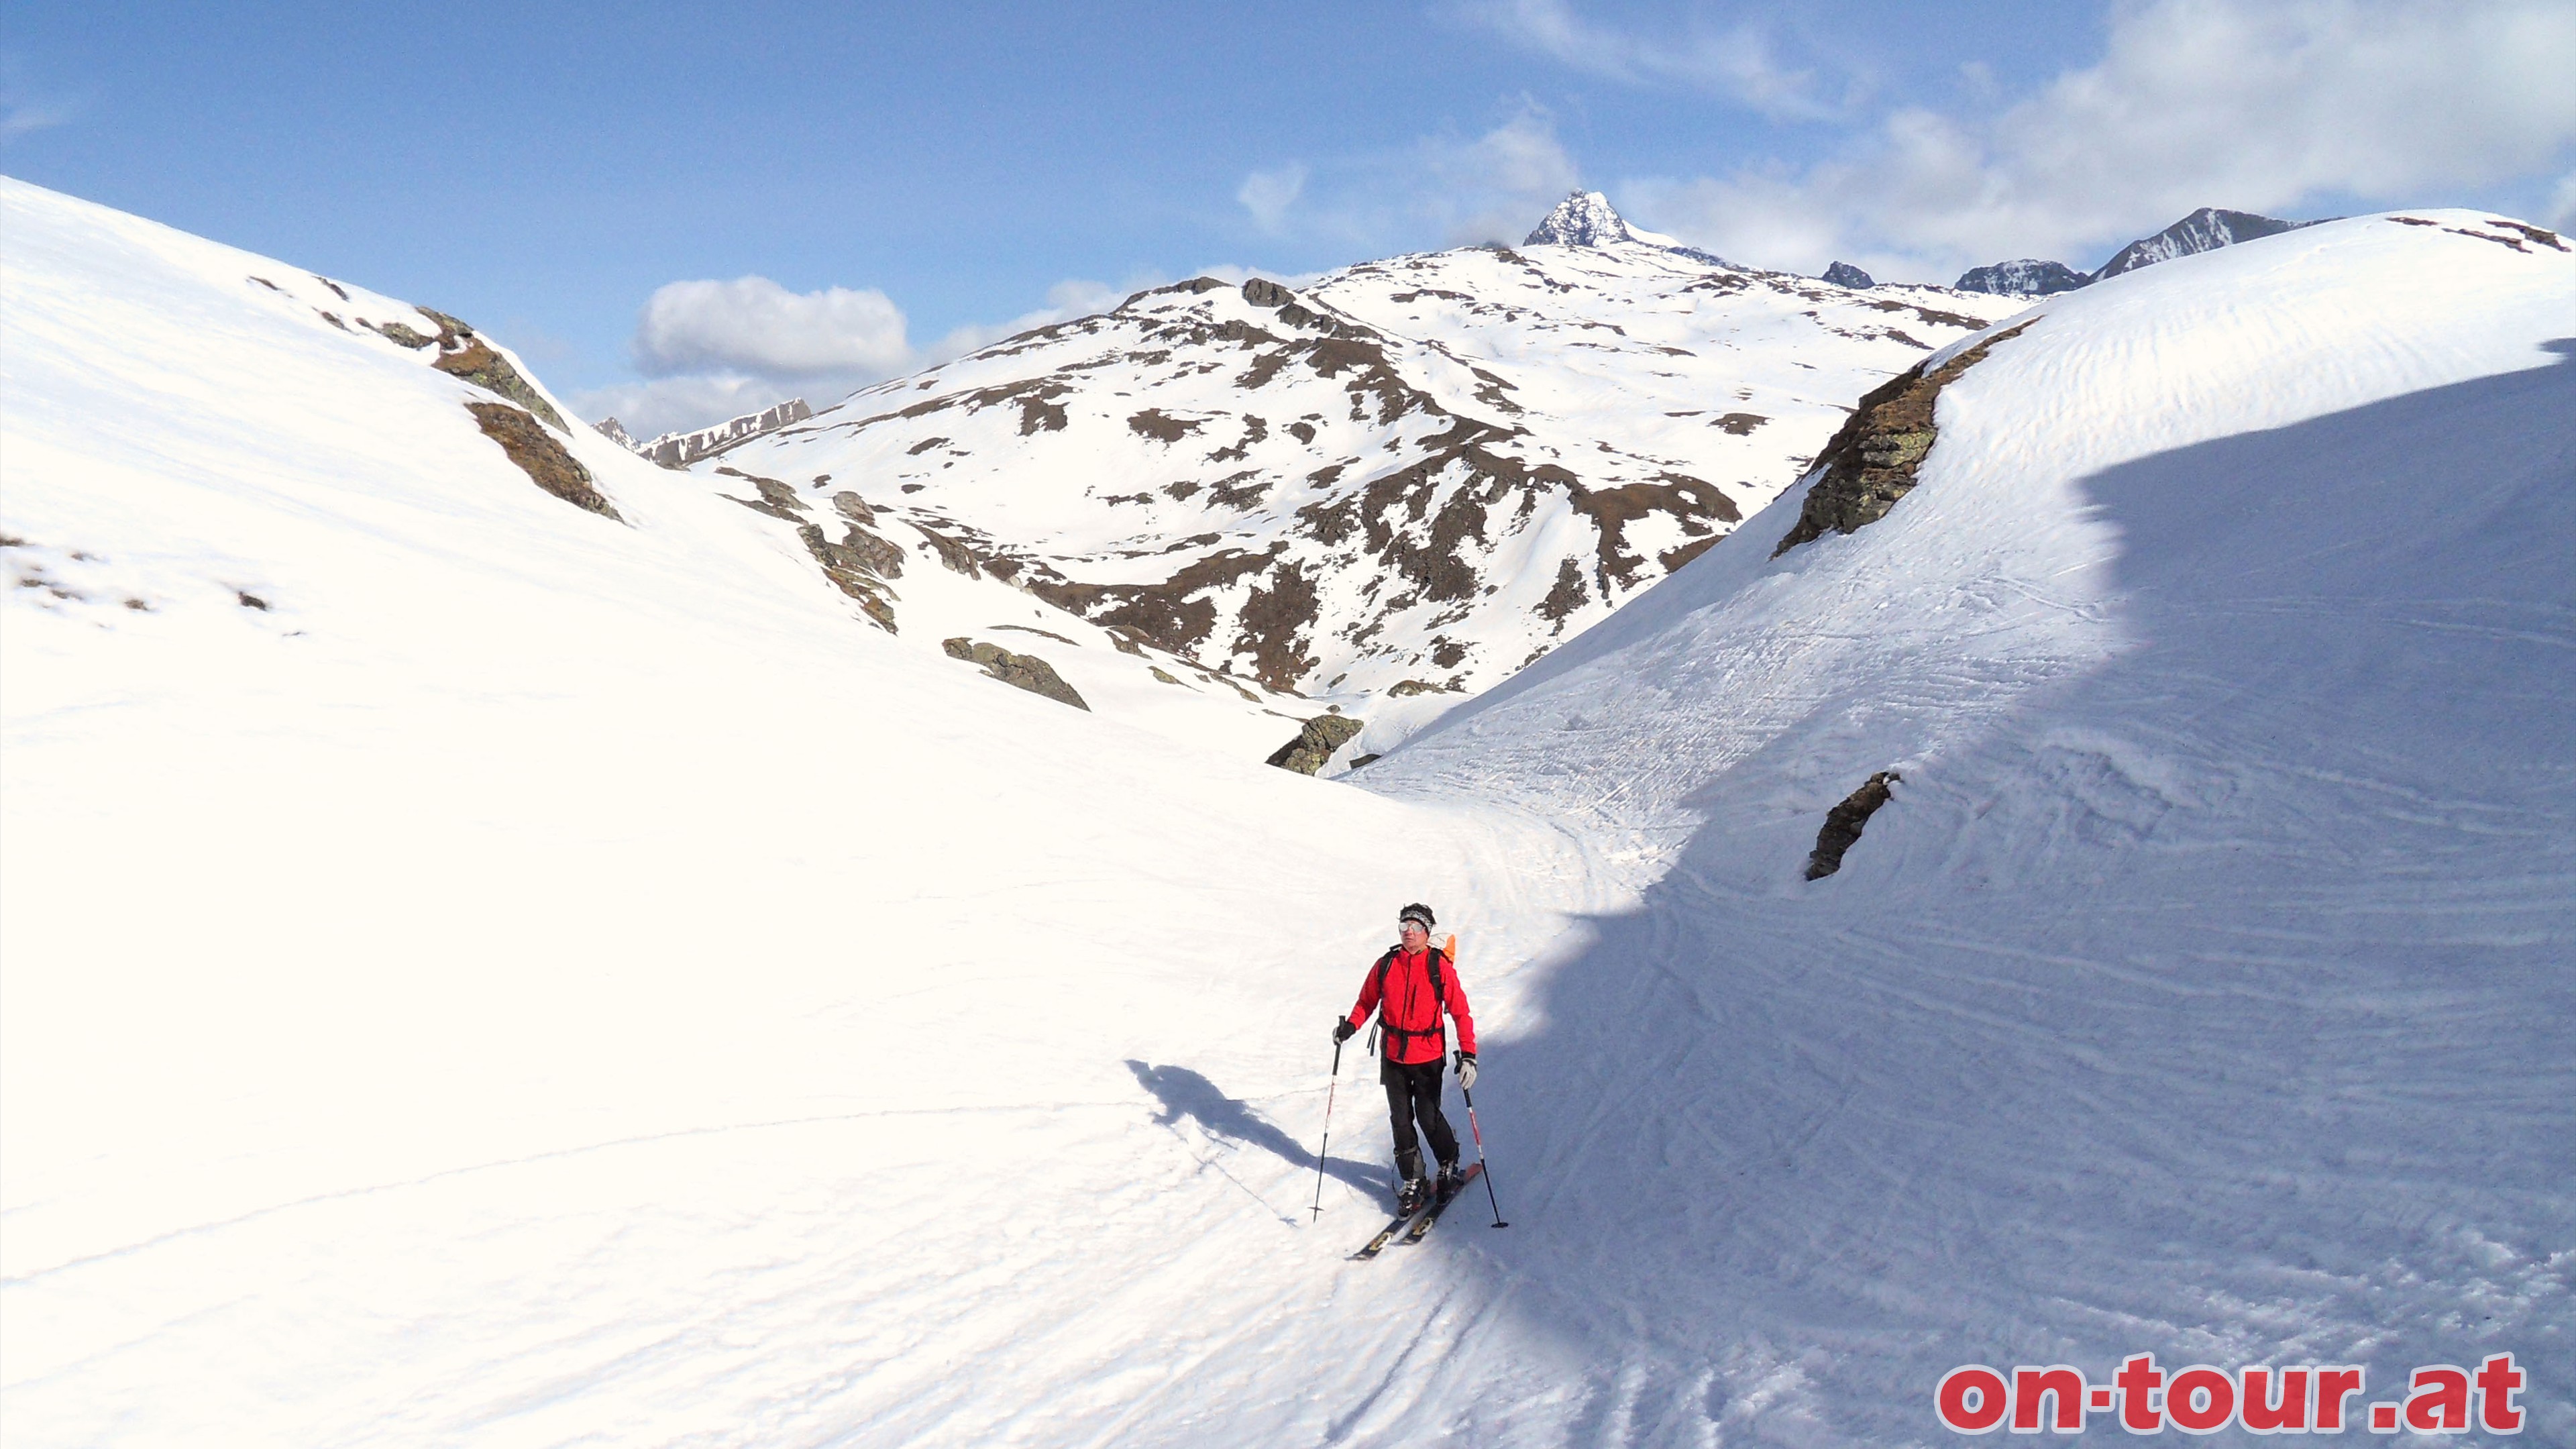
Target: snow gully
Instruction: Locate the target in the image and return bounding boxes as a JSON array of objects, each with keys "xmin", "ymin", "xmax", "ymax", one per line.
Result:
[{"xmin": 1934, "ymin": 1352, "xmax": 2527, "ymax": 1435}]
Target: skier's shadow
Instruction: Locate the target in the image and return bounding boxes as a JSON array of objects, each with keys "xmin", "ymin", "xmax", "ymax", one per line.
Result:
[{"xmin": 1125, "ymin": 1060, "xmax": 1388, "ymax": 1198}]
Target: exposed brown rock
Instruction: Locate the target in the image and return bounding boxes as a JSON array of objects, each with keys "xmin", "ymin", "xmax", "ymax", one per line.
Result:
[
  {"xmin": 1659, "ymin": 536, "xmax": 1722, "ymax": 572},
  {"xmin": 465, "ymin": 402, "xmax": 621, "ymax": 521},
  {"xmin": 1538, "ymin": 557, "xmax": 1589, "ymax": 623},
  {"xmin": 1128, "ymin": 409, "xmax": 1201, "ymax": 442},
  {"xmin": 1566, "ymin": 474, "xmax": 1738, "ymax": 588},
  {"xmin": 1234, "ymin": 559, "xmax": 1319, "ymax": 692},
  {"xmin": 798, "ymin": 524, "xmax": 898, "ymax": 631},
  {"xmin": 1026, "ymin": 544, "xmax": 1283, "ymax": 657},
  {"xmin": 1806, "ymin": 771, "xmax": 1899, "ymax": 879},
  {"xmin": 435, "ymin": 339, "xmax": 571, "ymax": 432},
  {"xmin": 718, "ymin": 470, "xmax": 809, "ymax": 522},
  {"xmin": 914, "ymin": 525, "xmax": 984, "ymax": 578},
  {"xmin": 941, "ymin": 637, "xmax": 1089, "ymax": 710},
  {"xmin": 1774, "ymin": 321, "xmax": 2035, "ymax": 557},
  {"xmin": 1266, "ymin": 714, "xmax": 1363, "ymax": 774}
]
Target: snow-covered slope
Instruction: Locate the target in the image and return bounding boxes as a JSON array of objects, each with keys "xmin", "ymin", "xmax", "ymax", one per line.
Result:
[
  {"xmin": 0, "ymin": 174, "xmax": 1609, "ymax": 1445},
  {"xmin": 1362, "ymin": 209, "xmax": 2576, "ymax": 1440},
  {"xmin": 710, "ymin": 201, "xmax": 2021, "ymax": 756}
]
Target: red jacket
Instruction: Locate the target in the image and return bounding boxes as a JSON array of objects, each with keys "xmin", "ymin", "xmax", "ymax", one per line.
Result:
[{"xmin": 1346, "ymin": 947, "xmax": 1475, "ymax": 1065}]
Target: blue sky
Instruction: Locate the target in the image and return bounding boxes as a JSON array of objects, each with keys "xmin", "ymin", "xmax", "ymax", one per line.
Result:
[{"xmin": 7, "ymin": 1, "xmax": 2573, "ymax": 436}]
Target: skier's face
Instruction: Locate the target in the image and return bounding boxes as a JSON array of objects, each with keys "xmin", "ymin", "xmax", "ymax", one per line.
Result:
[{"xmin": 1399, "ymin": 920, "xmax": 1429, "ymax": 950}]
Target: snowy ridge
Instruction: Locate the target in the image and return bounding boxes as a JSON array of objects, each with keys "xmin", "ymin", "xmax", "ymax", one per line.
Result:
[
  {"xmin": 627, "ymin": 395, "xmax": 815, "ymax": 468},
  {"xmin": 2091, "ymin": 204, "xmax": 2312, "ymax": 280},
  {"xmin": 713, "ymin": 224, "xmax": 2020, "ymax": 758}
]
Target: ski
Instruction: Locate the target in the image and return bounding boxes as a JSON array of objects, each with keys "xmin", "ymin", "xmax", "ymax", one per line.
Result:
[
  {"xmin": 1352, "ymin": 1201, "xmax": 1429, "ymax": 1260},
  {"xmin": 1401, "ymin": 1163, "xmax": 1484, "ymax": 1245}
]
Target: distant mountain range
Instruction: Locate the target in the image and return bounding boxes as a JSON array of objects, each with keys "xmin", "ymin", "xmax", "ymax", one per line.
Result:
[
  {"xmin": 1954, "ymin": 206, "xmax": 2320, "ymax": 296},
  {"xmin": 598, "ymin": 397, "xmax": 815, "ymax": 468}
]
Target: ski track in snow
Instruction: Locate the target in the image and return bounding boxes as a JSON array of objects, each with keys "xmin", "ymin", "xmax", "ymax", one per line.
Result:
[{"xmin": 5, "ymin": 178, "xmax": 2575, "ymax": 1446}]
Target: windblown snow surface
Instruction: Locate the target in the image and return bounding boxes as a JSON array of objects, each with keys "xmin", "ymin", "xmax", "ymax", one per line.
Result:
[{"xmin": 5, "ymin": 179, "xmax": 2573, "ymax": 1448}]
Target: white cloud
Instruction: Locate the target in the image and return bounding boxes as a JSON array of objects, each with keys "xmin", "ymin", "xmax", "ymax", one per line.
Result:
[
  {"xmin": 1421, "ymin": 109, "xmax": 1585, "ymax": 245},
  {"xmin": 632, "ymin": 276, "xmax": 913, "ymax": 378},
  {"xmin": 1621, "ymin": 0, "xmax": 2576, "ymax": 278},
  {"xmin": 1458, "ymin": 0, "xmax": 1834, "ymax": 121},
  {"xmin": 1238, "ymin": 164, "xmax": 1308, "ymax": 234},
  {"xmin": 586, "ymin": 275, "xmax": 1147, "ymax": 440}
]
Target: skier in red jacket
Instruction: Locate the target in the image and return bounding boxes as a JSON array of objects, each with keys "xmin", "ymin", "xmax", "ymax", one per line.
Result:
[{"xmin": 1334, "ymin": 902, "xmax": 1477, "ymax": 1213}]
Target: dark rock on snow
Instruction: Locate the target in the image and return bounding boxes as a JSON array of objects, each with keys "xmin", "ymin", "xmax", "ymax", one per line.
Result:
[
  {"xmin": 1821, "ymin": 262, "xmax": 1875, "ymax": 288},
  {"xmin": 465, "ymin": 402, "xmax": 621, "ymax": 521},
  {"xmin": 1806, "ymin": 771, "xmax": 1900, "ymax": 879},
  {"xmin": 1266, "ymin": 714, "xmax": 1363, "ymax": 775},
  {"xmin": 1774, "ymin": 321, "xmax": 2034, "ymax": 556},
  {"xmin": 943, "ymin": 637, "xmax": 1089, "ymax": 710}
]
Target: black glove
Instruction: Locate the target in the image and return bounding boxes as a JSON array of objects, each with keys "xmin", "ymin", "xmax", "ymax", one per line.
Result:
[
  {"xmin": 1333, "ymin": 1018, "xmax": 1356, "ymax": 1045},
  {"xmin": 1454, "ymin": 1050, "xmax": 1478, "ymax": 1089}
]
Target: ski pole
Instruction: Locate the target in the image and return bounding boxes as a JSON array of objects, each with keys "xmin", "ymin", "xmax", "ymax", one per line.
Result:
[
  {"xmin": 1311, "ymin": 1036, "xmax": 1343, "ymax": 1219},
  {"xmin": 1460, "ymin": 1083, "xmax": 1508, "ymax": 1228}
]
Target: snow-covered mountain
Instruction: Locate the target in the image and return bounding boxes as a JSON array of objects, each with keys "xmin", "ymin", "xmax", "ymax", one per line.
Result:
[
  {"xmin": 606, "ymin": 395, "xmax": 814, "ymax": 468},
  {"xmin": 2090, "ymin": 204, "xmax": 2312, "ymax": 280},
  {"xmin": 1523, "ymin": 188, "xmax": 1732, "ymax": 266},
  {"xmin": 708, "ymin": 195, "xmax": 2023, "ymax": 755},
  {"xmin": 8, "ymin": 174, "xmax": 2570, "ymax": 1448},
  {"xmin": 1953, "ymin": 256, "xmax": 2090, "ymax": 295}
]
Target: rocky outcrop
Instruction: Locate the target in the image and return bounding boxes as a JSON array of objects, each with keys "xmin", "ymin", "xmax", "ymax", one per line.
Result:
[
  {"xmin": 466, "ymin": 402, "xmax": 620, "ymax": 521},
  {"xmin": 1806, "ymin": 771, "xmax": 1898, "ymax": 879},
  {"xmin": 942, "ymin": 637, "xmax": 1088, "ymax": 710},
  {"xmin": 1265, "ymin": 713, "xmax": 1362, "ymax": 774},
  {"xmin": 411, "ymin": 310, "xmax": 570, "ymax": 432},
  {"xmin": 1955, "ymin": 260, "xmax": 2086, "ymax": 297},
  {"xmin": 594, "ymin": 417, "xmax": 641, "ymax": 449},
  {"xmin": 1773, "ymin": 322, "xmax": 2033, "ymax": 556},
  {"xmin": 710, "ymin": 468, "xmax": 902, "ymax": 628},
  {"xmin": 1822, "ymin": 262, "xmax": 1875, "ymax": 288}
]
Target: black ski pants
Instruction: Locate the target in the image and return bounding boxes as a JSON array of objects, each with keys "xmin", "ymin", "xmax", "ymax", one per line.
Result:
[{"xmin": 1381, "ymin": 1056, "xmax": 1458, "ymax": 1181}]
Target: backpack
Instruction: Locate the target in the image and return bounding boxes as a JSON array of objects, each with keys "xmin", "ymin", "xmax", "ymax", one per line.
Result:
[{"xmin": 1370, "ymin": 946, "xmax": 1449, "ymax": 1059}]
